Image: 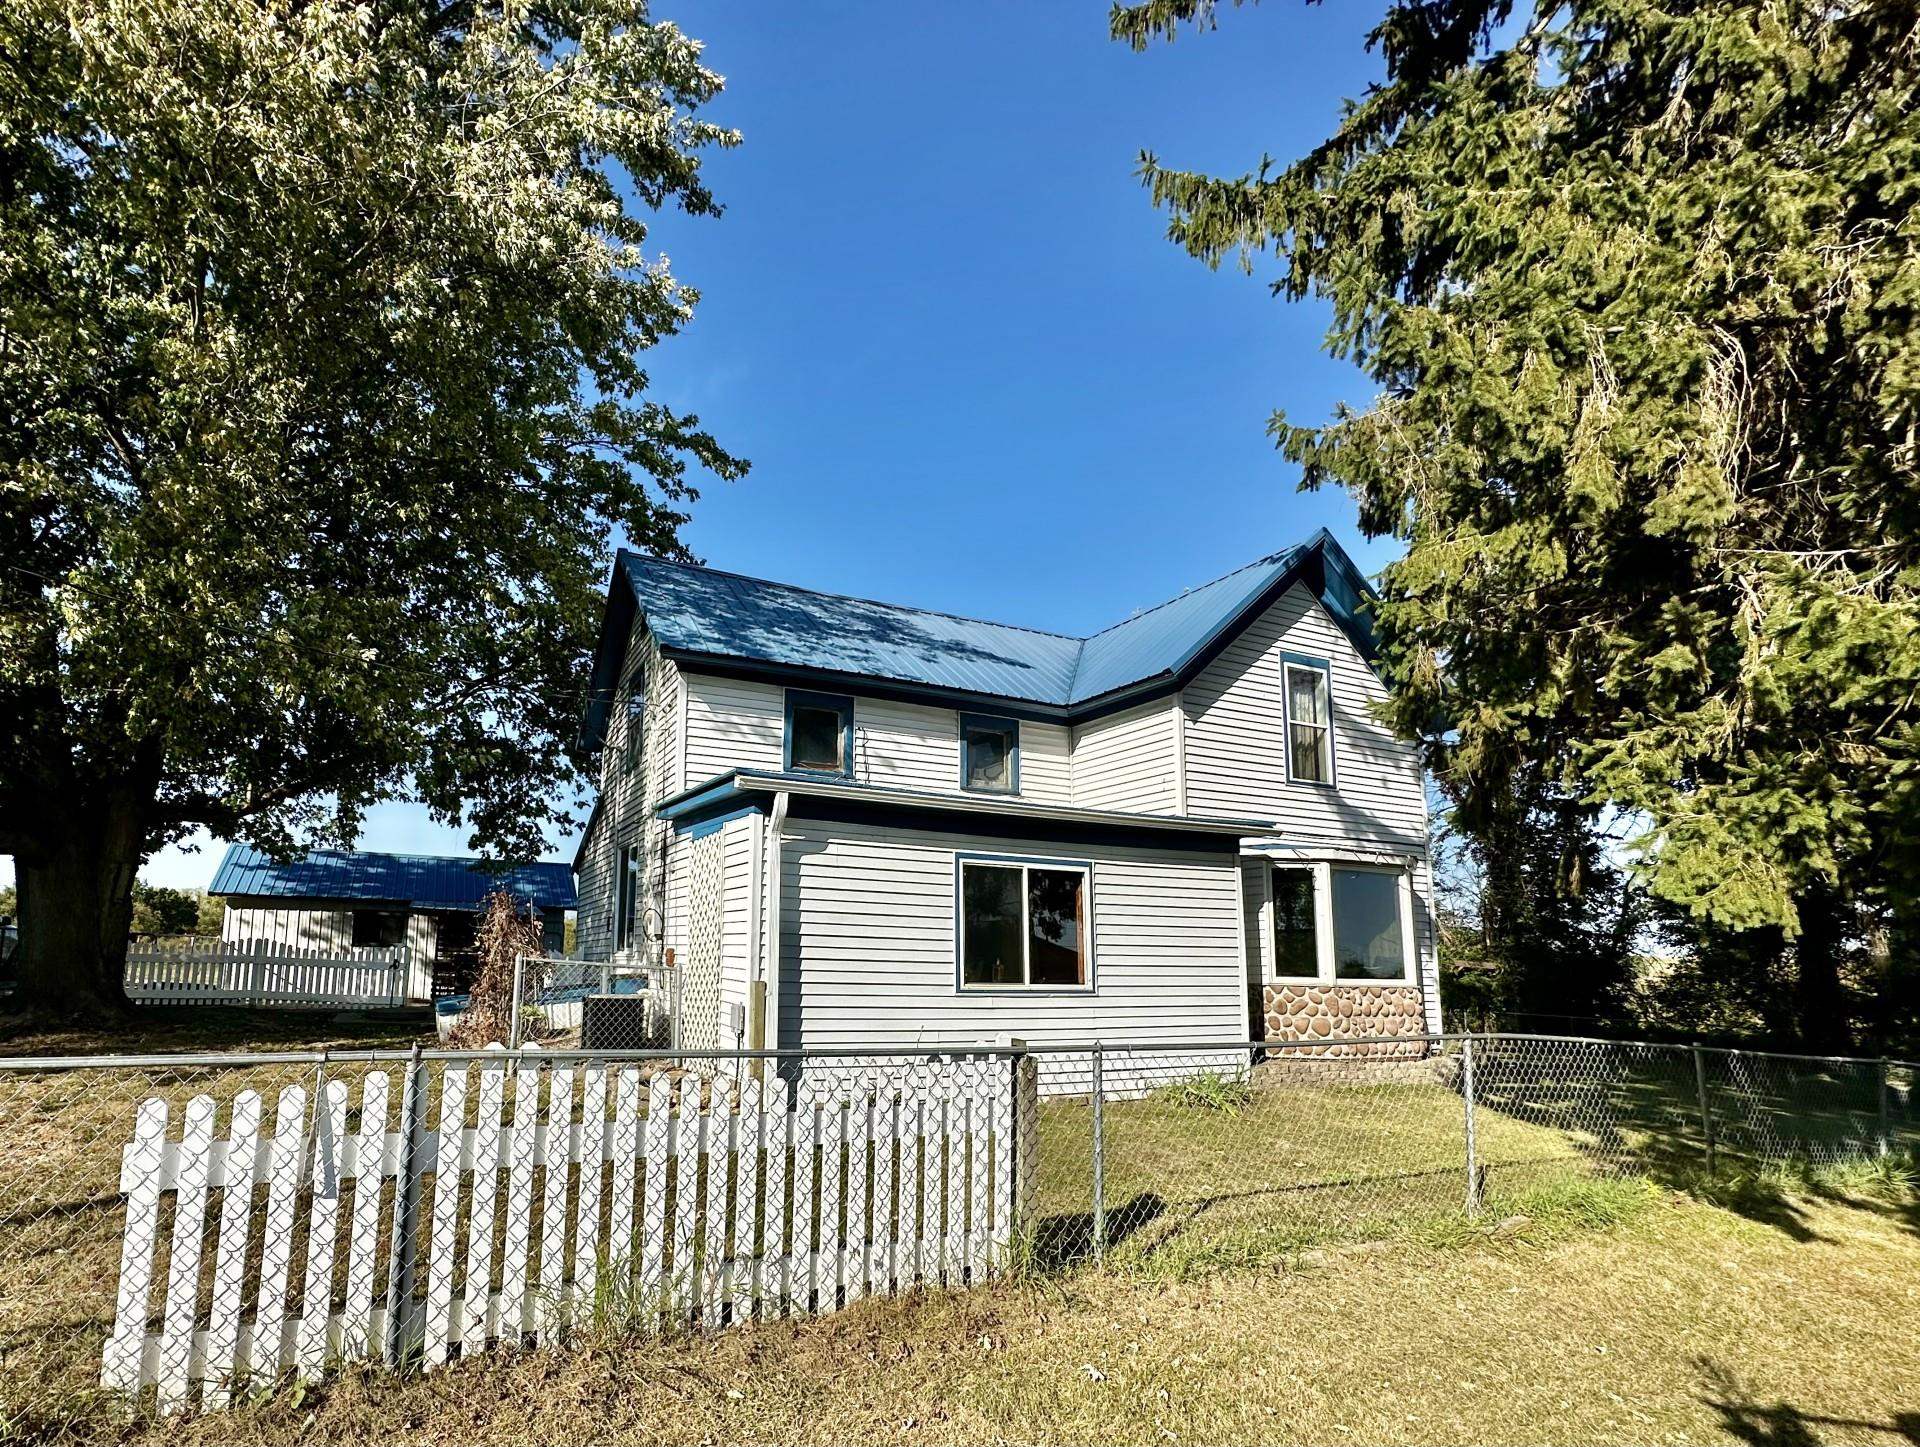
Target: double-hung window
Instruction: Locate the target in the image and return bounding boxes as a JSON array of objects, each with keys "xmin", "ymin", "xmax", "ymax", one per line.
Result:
[
  {"xmin": 959, "ymin": 713, "xmax": 1019, "ymax": 794},
  {"xmin": 784, "ymin": 690, "xmax": 854, "ymax": 777},
  {"xmin": 1282, "ymin": 655, "xmax": 1334, "ymax": 785},
  {"xmin": 958, "ymin": 856, "xmax": 1091, "ymax": 989},
  {"xmin": 615, "ymin": 843, "xmax": 642, "ymax": 950},
  {"xmin": 1267, "ymin": 862, "xmax": 1414, "ymax": 984}
]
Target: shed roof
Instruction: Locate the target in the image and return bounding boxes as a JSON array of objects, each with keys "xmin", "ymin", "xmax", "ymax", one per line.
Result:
[
  {"xmin": 208, "ymin": 845, "xmax": 577, "ymax": 911},
  {"xmin": 580, "ymin": 528, "xmax": 1380, "ymax": 752}
]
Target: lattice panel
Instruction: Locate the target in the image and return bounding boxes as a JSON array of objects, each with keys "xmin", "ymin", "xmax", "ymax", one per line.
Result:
[{"xmin": 680, "ymin": 829, "xmax": 726, "ymax": 1051}]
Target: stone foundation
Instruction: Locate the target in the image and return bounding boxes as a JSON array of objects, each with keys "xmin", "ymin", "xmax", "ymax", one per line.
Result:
[{"xmin": 1261, "ymin": 983, "xmax": 1426, "ymax": 1059}]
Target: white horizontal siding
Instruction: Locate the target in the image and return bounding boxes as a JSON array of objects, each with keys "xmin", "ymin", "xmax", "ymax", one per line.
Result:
[
  {"xmin": 1018, "ymin": 721, "xmax": 1071, "ymax": 804},
  {"xmin": 776, "ymin": 818, "xmax": 1244, "ymax": 1052},
  {"xmin": 681, "ymin": 671, "xmax": 1074, "ymax": 807},
  {"xmin": 683, "ymin": 673, "xmax": 784, "ymax": 781},
  {"xmin": 854, "ymin": 696, "xmax": 956, "ymax": 791},
  {"xmin": 1069, "ymin": 699, "xmax": 1179, "ymax": 813},
  {"xmin": 1184, "ymin": 584, "xmax": 1427, "ymax": 849}
]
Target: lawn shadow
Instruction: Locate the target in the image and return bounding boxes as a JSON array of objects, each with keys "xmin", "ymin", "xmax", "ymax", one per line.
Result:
[
  {"xmin": 0, "ymin": 1004, "xmax": 434, "ymax": 1057},
  {"xmin": 1032, "ymin": 1192, "xmax": 1166, "ymax": 1268},
  {"xmin": 1697, "ymin": 1358, "xmax": 1920, "ymax": 1445}
]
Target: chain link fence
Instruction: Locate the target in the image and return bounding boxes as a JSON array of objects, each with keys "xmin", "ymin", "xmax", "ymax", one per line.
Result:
[
  {"xmin": 500, "ymin": 956, "xmax": 681, "ymax": 1050},
  {"xmin": 0, "ymin": 1033, "xmax": 1912, "ymax": 1428}
]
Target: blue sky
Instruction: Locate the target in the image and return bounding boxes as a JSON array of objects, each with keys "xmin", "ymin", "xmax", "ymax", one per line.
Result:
[{"xmin": 86, "ymin": 1, "xmax": 1401, "ymax": 892}]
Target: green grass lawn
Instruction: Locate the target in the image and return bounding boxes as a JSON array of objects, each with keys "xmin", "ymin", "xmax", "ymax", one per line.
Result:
[{"xmin": 45, "ymin": 1175, "xmax": 1919, "ymax": 1447}]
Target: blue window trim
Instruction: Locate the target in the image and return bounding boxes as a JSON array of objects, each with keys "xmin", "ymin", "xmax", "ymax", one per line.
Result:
[
  {"xmin": 957, "ymin": 712, "xmax": 1021, "ymax": 795},
  {"xmin": 953, "ymin": 851, "xmax": 1096, "ymax": 995},
  {"xmin": 783, "ymin": 688, "xmax": 855, "ymax": 779},
  {"xmin": 1279, "ymin": 651, "xmax": 1336, "ymax": 789}
]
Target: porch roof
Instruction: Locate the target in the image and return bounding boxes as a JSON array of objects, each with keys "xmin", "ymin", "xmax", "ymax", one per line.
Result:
[{"xmin": 655, "ymin": 768, "xmax": 1272, "ymax": 842}]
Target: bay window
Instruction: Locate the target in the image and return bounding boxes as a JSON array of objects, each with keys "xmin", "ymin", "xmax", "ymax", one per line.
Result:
[{"xmin": 1266, "ymin": 861, "xmax": 1414, "ymax": 984}]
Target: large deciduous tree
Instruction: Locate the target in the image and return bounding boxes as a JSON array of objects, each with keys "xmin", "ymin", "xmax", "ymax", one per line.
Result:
[
  {"xmin": 1115, "ymin": 0, "xmax": 1920, "ymax": 1048},
  {"xmin": 1, "ymin": 0, "xmax": 744, "ymax": 1014}
]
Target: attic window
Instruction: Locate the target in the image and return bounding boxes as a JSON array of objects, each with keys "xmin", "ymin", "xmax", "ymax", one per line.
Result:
[
  {"xmin": 784, "ymin": 690, "xmax": 854, "ymax": 777},
  {"xmin": 960, "ymin": 714, "xmax": 1019, "ymax": 794}
]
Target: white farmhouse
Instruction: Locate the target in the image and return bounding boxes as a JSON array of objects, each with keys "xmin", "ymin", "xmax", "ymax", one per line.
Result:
[{"xmin": 573, "ymin": 530, "xmax": 1437, "ymax": 1057}]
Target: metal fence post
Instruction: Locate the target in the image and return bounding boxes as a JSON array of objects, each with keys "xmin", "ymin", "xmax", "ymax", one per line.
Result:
[
  {"xmin": 384, "ymin": 1043, "xmax": 428, "ymax": 1367},
  {"xmin": 1462, "ymin": 1036, "xmax": 1480, "ymax": 1216},
  {"xmin": 1098, "ymin": 1036, "xmax": 1113, "ymax": 1258},
  {"xmin": 508, "ymin": 953, "xmax": 526, "ymax": 1049},
  {"xmin": 1693, "ymin": 1044, "xmax": 1717, "ymax": 1175},
  {"xmin": 1879, "ymin": 1058, "xmax": 1892, "ymax": 1157}
]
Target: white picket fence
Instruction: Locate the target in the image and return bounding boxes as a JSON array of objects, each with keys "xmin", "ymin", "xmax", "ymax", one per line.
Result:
[
  {"xmin": 124, "ymin": 940, "xmax": 415, "ymax": 1008},
  {"xmin": 103, "ymin": 1048, "xmax": 1028, "ymax": 1413}
]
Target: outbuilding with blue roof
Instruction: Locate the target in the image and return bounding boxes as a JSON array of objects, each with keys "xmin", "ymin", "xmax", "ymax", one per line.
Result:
[{"xmin": 210, "ymin": 845, "xmax": 577, "ymax": 1001}]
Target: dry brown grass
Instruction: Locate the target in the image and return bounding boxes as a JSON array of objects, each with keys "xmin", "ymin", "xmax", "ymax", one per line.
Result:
[
  {"xmin": 0, "ymin": 1005, "xmax": 433, "ymax": 1059},
  {"xmin": 70, "ymin": 1187, "xmax": 1920, "ymax": 1447}
]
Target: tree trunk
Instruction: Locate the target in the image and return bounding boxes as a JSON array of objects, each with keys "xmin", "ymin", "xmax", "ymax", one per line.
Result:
[
  {"xmin": 1793, "ymin": 883, "xmax": 1851, "ymax": 1055},
  {"xmin": 13, "ymin": 803, "xmax": 144, "ymax": 1018}
]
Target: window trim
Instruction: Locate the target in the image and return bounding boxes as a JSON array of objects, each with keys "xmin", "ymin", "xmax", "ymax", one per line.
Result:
[
  {"xmin": 953, "ymin": 852, "xmax": 1095, "ymax": 995},
  {"xmin": 1328, "ymin": 862, "xmax": 1418, "ymax": 985},
  {"xmin": 783, "ymin": 689, "xmax": 855, "ymax": 779},
  {"xmin": 615, "ymin": 842, "xmax": 642, "ymax": 952},
  {"xmin": 1263, "ymin": 860, "xmax": 1418, "ymax": 986},
  {"xmin": 957, "ymin": 712, "xmax": 1021, "ymax": 795},
  {"xmin": 1267, "ymin": 864, "xmax": 1325, "ymax": 986},
  {"xmin": 1280, "ymin": 652, "xmax": 1336, "ymax": 788}
]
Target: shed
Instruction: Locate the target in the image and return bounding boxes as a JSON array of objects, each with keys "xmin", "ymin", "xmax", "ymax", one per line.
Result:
[{"xmin": 209, "ymin": 845, "xmax": 578, "ymax": 1000}]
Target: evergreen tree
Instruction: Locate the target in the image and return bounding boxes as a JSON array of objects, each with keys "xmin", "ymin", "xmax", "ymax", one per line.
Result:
[{"xmin": 1115, "ymin": 0, "xmax": 1920, "ymax": 1049}]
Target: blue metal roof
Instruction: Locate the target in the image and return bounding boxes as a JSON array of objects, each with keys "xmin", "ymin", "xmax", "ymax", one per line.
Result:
[
  {"xmin": 208, "ymin": 845, "xmax": 577, "ymax": 911},
  {"xmin": 580, "ymin": 529, "xmax": 1380, "ymax": 751},
  {"xmin": 621, "ymin": 553, "xmax": 1084, "ymax": 704}
]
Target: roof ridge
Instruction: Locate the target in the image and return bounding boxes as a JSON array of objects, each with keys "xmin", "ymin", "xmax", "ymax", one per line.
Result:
[
  {"xmin": 621, "ymin": 545, "xmax": 1310, "ymax": 648},
  {"xmin": 228, "ymin": 843, "xmax": 567, "ymax": 868},
  {"xmin": 620, "ymin": 550, "xmax": 1085, "ymax": 644},
  {"xmin": 1075, "ymin": 546, "xmax": 1303, "ymax": 644}
]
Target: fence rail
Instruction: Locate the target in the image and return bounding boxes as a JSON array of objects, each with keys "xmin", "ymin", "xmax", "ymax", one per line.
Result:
[
  {"xmin": 124, "ymin": 940, "xmax": 416, "ymax": 1009},
  {"xmin": 0, "ymin": 1031, "xmax": 1913, "ymax": 1425}
]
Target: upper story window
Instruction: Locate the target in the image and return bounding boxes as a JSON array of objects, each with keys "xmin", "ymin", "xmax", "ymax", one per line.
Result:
[
  {"xmin": 623, "ymin": 692, "xmax": 646, "ymax": 771},
  {"xmin": 784, "ymin": 689, "xmax": 854, "ymax": 777},
  {"xmin": 1282, "ymin": 654, "xmax": 1334, "ymax": 785},
  {"xmin": 959, "ymin": 713, "xmax": 1020, "ymax": 794},
  {"xmin": 958, "ymin": 855, "xmax": 1091, "ymax": 990}
]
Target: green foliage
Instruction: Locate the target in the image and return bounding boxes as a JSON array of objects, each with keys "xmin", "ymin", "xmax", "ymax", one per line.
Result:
[
  {"xmin": 1150, "ymin": 1070, "xmax": 1254, "ymax": 1115},
  {"xmin": 1115, "ymin": 1, "xmax": 1920, "ymax": 943},
  {"xmin": 0, "ymin": 0, "xmax": 744, "ymax": 998},
  {"xmin": 128, "ymin": 882, "xmax": 198, "ymax": 937}
]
